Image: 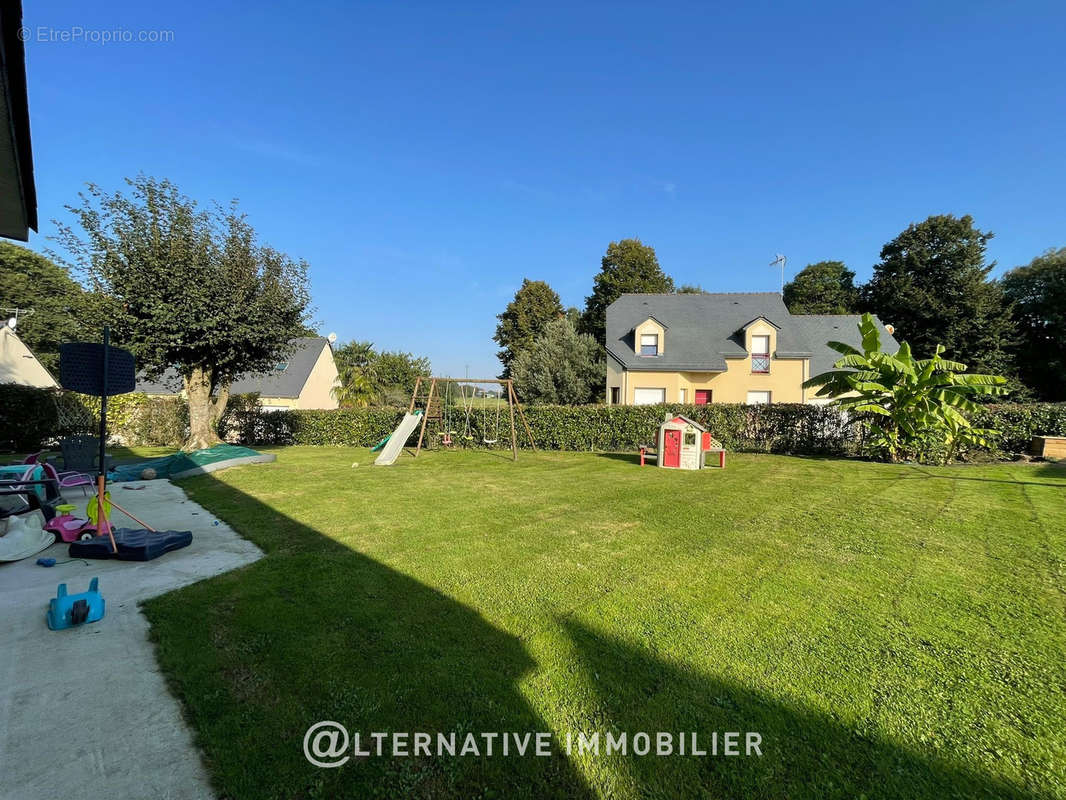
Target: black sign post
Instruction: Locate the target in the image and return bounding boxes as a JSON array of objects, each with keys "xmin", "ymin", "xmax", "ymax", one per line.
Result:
[{"xmin": 59, "ymin": 327, "xmax": 137, "ymax": 553}]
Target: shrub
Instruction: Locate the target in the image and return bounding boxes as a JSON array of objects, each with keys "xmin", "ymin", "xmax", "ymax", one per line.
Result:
[
  {"xmin": 971, "ymin": 403, "xmax": 1066, "ymax": 454},
  {"xmin": 78, "ymin": 392, "xmax": 189, "ymax": 447},
  {"xmin": 0, "ymin": 384, "xmax": 60, "ymax": 451}
]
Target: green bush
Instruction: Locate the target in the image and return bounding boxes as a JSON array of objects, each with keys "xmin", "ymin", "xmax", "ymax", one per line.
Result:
[
  {"xmin": 0, "ymin": 384, "xmax": 60, "ymax": 451},
  {"xmin": 78, "ymin": 392, "xmax": 189, "ymax": 447},
  {"xmin": 971, "ymin": 403, "xmax": 1066, "ymax": 454}
]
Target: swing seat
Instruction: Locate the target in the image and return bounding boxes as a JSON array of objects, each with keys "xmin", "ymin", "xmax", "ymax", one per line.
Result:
[{"xmin": 482, "ymin": 439, "xmax": 498, "ymax": 445}]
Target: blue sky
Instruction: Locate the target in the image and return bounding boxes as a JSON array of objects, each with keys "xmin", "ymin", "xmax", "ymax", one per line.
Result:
[{"xmin": 21, "ymin": 1, "xmax": 1066, "ymax": 378}]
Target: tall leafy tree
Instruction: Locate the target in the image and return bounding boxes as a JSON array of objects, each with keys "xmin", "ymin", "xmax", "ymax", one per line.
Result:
[
  {"xmin": 0, "ymin": 242, "xmax": 88, "ymax": 374},
  {"xmin": 511, "ymin": 316, "xmax": 604, "ymax": 405},
  {"xmin": 55, "ymin": 176, "xmax": 312, "ymax": 450},
  {"xmin": 783, "ymin": 261, "xmax": 859, "ymax": 314},
  {"xmin": 493, "ymin": 279, "xmax": 563, "ymax": 377},
  {"xmin": 1002, "ymin": 247, "xmax": 1066, "ymax": 400},
  {"xmin": 862, "ymin": 214, "xmax": 1016, "ymax": 376},
  {"xmin": 580, "ymin": 238, "xmax": 674, "ymax": 345},
  {"xmin": 374, "ymin": 350, "xmax": 432, "ymax": 405}
]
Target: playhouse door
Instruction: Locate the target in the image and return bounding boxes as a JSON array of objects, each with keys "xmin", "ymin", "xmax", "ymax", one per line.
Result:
[{"xmin": 664, "ymin": 429, "xmax": 681, "ymax": 468}]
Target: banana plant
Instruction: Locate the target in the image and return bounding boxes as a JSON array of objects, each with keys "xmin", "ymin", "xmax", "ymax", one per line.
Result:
[{"xmin": 803, "ymin": 314, "xmax": 1008, "ymax": 463}]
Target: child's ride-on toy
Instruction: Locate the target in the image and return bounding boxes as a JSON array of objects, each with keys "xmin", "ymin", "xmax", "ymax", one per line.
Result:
[
  {"xmin": 47, "ymin": 577, "xmax": 106, "ymax": 630},
  {"xmin": 42, "ymin": 503, "xmax": 97, "ymax": 543}
]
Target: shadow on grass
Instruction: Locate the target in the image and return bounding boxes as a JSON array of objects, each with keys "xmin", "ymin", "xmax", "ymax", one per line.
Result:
[
  {"xmin": 142, "ymin": 472, "xmax": 595, "ymax": 800},
  {"xmin": 563, "ymin": 619, "xmax": 1039, "ymax": 800},
  {"xmin": 142, "ymin": 469, "xmax": 1043, "ymax": 799}
]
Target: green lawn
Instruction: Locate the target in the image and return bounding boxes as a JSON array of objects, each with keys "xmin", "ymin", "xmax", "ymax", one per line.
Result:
[{"xmin": 143, "ymin": 448, "xmax": 1066, "ymax": 799}]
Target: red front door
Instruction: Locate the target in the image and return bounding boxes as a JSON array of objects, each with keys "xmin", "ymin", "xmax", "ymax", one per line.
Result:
[
  {"xmin": 695, "ymin": 390, "xmax": 711, "ymax": 405},
  {"xmin": 664, "ymin": 429, "xmax": 681, "ymax": 468}
]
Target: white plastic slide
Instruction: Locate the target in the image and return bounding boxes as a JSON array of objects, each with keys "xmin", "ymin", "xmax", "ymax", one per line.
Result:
[{"xmin": 374, "ymin": 412, "xmax": 423, "ymax": 466}]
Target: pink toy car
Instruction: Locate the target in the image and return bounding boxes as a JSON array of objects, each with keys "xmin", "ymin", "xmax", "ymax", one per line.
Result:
[{"xmin": 43, "ymin": 511, "xmax": 97, "ymax": 543}]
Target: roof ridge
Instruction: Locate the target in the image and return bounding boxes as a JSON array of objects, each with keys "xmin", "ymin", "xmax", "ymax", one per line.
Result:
[{"xmin": 618, "ymin": 291, "xmax": 782, "ymax": 297}]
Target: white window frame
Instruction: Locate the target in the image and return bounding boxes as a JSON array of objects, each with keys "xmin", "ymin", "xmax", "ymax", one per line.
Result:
[
  {"xmin": 679, "ymin": 388, "xmax": 686, "ymax": 404},
  {"xmin": 639, "ymin": 333, "xmax": 659, "ymax": 356},
  {"xmin": 633, "ymin": 387, "xmax": 667, "ymax": 406},
  {"xmin": 750, "ymin": 334, "xmax": 770, "ymax": 373},
  {"xmin": 746, "ymin": 391, "xmax": 771, "ymax": 405}
]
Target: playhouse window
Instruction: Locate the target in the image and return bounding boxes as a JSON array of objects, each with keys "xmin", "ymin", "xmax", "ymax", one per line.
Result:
[
  {"xmin": 684, "ymin": 431, "xmax": 697, "ymax": 446},
  {"xmin": 640, "ymin": 334, "xmax": 659, "ymax": 356}
]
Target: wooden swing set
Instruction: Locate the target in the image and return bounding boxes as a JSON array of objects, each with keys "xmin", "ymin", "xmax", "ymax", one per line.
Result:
[{"xmin": 406, "ymin": 377, "xmax": 536, "ymax": 461}]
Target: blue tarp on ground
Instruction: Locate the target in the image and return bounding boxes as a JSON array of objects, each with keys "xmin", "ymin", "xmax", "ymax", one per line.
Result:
[{"xmin": 109, "ymin": 444, "xmax": 275, "ymax": 482}]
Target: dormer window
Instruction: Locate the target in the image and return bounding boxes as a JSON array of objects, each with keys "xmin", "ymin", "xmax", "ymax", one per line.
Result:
[
  {"xmin": 750, "ymin": 335, "xmax": 770, "ymax": 373},
  {"xmin": 640, "ymin": 334, "xmax": 659, "ymax": 356}
]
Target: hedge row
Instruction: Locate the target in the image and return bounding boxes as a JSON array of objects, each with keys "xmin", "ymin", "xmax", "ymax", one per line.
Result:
[
  {"xmin": 972, "ymin": 403, "xmax": 1066, "ymax": 453},
  {"xmin": 3, "ymin": 381, "xmax": 1064, "ymax": 458},
  {"xmin": 220, "ymin": 401, "xmax": 1066, "ymax": 457}
]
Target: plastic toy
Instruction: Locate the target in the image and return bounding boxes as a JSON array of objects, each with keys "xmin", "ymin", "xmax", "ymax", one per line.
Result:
[
  {"xmin": 46, "ymin": 577, "xmax": 105, "ymax": 630},
  {"xmin": 43, "ymin": 503, "xmax": 98, "ymax": 543}
]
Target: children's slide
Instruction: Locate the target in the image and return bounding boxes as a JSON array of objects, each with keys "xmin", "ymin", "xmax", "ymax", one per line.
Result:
[{"xmin": 374, "ymin": 412, "xmax": 422, "ymax": 466}]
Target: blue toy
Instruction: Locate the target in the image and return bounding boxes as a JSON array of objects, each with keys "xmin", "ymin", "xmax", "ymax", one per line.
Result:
[{"xmin": 47, "ymin": 577, "xmax": 105, "ymax": 630}]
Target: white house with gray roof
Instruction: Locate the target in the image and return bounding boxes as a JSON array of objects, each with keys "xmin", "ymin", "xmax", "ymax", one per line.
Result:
[{"xmin": 605, "ymin": 293, "xmax": 896, "ymax": 406}]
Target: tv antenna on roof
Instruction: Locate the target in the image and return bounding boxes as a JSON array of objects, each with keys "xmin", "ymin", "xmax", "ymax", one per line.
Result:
[{"xmin": 769, "ymin": 254, "xmax": 786, "ymax": 294}]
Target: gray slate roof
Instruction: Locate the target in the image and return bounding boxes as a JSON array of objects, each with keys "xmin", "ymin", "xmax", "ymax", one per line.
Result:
[
  {"xmin": 790, "ymin": 315, "xmax": 899, "ymax": 377},
  {"xmin": 605, "ymin": 293, "xmax": 896, "ymax": 374},
  {"xmin": 135, "ymin": 337, "xmax": 330, "ymax": 398}
]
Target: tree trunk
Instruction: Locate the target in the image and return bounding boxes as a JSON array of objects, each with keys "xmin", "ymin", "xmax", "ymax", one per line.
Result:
[{"xmin": 184, "ymin": 366, "xmax": 225, "ymax": 451}]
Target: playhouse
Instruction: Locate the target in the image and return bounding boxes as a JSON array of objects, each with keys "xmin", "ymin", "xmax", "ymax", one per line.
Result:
[{"xmin": 655, "ymin": 414, "xmax": 725, "ymax": 470}]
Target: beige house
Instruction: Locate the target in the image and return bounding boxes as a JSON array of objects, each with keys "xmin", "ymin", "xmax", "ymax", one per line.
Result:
[
  {"xmin": 136, "ymin": 337, "xmax": 340, "ymax": 411},
  {"xmin": 605, "ymin": 293, "xmax": 896, "ymax": 406},
  {"xmin": 0, "ymin": 325, "xmax": 58, "ymax": 388}
]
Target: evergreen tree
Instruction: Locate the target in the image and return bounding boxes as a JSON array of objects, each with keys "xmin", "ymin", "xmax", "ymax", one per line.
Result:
[
  {"xmin": 493, "ymin": 279, "xmax": 563, "ymax": 377},
  {"xmin": 861, "ymin": 214, "xmax": 1016, "ymax": 376},
  {"xmin": 1002, "ymin": 248, "xmax": 1066, "ymax": 400}
]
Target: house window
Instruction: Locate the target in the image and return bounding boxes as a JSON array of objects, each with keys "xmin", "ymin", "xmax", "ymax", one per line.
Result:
[
  {"xmin": 610, "ymin": 387, "xmax": 620, "ymax": 405},
  {"xmin": 750, "ymin": 334, "xmax": 770, "ymax": 373},
  {"xmin": 746, "ymin": 391, "xmax": 771, "ymax": 405},
  {"xmin": 640, "ymin": 334, "xmax": 659, "ymax": 356},
  {"xmin": 633, "ymin": 387, "xmax": 666, "ymax": 405},
  {"xmin": 695, "ymin": 390, "xmax": 711, "ymax": 405},
  {"xmin": 274, "ymin": 362, "xmax": 289, "ymax": 372},
  {"xmin": 679, "ymin": 388, "xmax": 686, "ymax": 404}
]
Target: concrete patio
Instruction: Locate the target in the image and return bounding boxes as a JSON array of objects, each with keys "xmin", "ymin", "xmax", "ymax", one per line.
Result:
[{"xmin": 0, "ymin": 479, "xmax": 262, "ymax": 800}]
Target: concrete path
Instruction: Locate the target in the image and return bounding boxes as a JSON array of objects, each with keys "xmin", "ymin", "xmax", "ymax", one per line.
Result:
[{"xmin": 0, "ymin": 480, "xmax": 263, "ymax": 800}]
